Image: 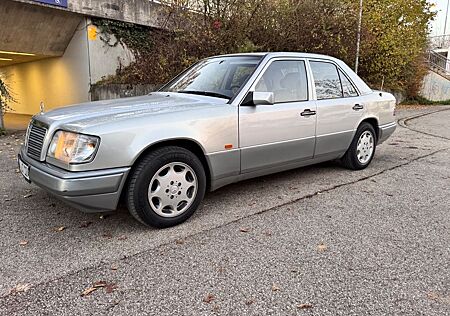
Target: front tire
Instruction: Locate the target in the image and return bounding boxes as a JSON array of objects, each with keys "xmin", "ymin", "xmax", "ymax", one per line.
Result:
[
  {"xmin": 126, "ymin": 146, "xmax": 206, "ymax": 228},
  {"xmin": 341, "ymin": 122, "xmax": 377, "ymax": 170}
]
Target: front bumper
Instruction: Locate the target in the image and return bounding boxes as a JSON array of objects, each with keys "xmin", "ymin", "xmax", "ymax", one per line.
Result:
[
  {"xmin": 18, "ymin": 147, "xmax": 130, "ymax": 212},
  {"xmin": 378, "ymin": 122, "xmax": 397, "ymax": 144}
]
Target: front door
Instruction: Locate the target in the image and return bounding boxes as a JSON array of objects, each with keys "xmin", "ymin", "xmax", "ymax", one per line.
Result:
[{"xmin": 239, "ymin": 59, "xmax": 317, "ymax": 173}]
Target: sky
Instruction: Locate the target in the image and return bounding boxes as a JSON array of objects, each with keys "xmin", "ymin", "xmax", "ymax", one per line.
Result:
[{"xmin": 430, "ymin": 0, "xmax": 450, "ymax": 36}]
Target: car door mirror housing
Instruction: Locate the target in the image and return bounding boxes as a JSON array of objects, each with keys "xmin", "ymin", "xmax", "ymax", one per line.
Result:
[{"xmin": 253, "ymin": 91, "xmax": 274, "ymax": 105}]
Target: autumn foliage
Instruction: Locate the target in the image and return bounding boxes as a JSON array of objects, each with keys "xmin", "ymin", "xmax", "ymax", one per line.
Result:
[{"xmin": 94, "ymin": 0, "xmax": 434, "ymax": 98}]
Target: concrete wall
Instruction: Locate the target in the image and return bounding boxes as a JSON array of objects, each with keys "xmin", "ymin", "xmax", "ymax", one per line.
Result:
[
  {"xmin": 1, "ymin": 19, "xmax": 91, "ymax": 115},
  {"xmin": 14, "ymin": 0, "xmax": 164, "ymax": 27},
  {"xmin": 1, "ymin": 0, "xmax": 82, "ymax": 57},
  {"xmin": 91, "ymin": 84, "xmax": 160, "ymax": 101},
  {"xmin": 420, "ymin": 71, "xmax": 450, "ymax": 101},
  {"xmin": 87, "ymin": 22, "xmax": 135, "ymax": 84}
]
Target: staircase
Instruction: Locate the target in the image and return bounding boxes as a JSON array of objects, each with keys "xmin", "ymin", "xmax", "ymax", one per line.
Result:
[
  {"xmin": 427, "ymin": 35, "xmax": 450, "ymax": 80},
  {"xmin": 426, "ymin": 50, "xmax": 450, "ymax": 80}
]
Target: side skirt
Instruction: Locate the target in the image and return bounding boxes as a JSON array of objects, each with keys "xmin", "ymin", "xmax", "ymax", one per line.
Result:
[{"xmin": 209, "ymin": 151, "xmax": 343, "ymax": 191}]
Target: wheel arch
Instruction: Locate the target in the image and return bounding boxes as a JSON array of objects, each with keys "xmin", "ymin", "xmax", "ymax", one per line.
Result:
[
  {"xmin": 134, "ymin": 138, "xmax": 211, "ymax": 189},
  {"xmin": 118, "ymin": 138, "xmax": 212, "ymax": 206},
  {"xmin": 359, "ymin": 117, "xmax": 379, "ymax": 140}
]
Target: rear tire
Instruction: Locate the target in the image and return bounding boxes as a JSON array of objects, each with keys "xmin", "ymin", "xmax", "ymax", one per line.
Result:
[
  {"xmin": 126, "ymin": 146, "xmax": 206, "ymax": 228},
  {"xmin": 341, "ymin": 122, "xmax": 377, "ymax": 170}
]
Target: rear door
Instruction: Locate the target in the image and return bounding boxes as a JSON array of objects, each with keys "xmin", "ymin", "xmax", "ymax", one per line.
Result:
[
  {"xmin": 309, "ymin": 60, "xmax": 365, "ymax": 157},
  {"xmin": 239, "ymin": 59, "xmax": 317, "ymax": 173}
]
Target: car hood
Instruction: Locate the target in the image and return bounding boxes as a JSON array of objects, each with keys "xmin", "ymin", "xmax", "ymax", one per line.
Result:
[{"xmin": 34, "ymin": 92, "xmax": 228, "ymax": 129}]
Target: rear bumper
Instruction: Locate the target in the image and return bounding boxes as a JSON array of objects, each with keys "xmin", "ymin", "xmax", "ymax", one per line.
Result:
[
  {"xmin": 18, "ymin": 147, "xmax": 130, "ymax": 212},
  {"xmin": 378, "ymin": 122, "xmax": 397, "ymax": 144}
]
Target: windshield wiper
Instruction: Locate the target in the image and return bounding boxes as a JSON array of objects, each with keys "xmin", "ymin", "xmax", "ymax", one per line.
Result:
[{"xmin": 178, "ymin": 90, "xmax": 230, "ymax": 100}]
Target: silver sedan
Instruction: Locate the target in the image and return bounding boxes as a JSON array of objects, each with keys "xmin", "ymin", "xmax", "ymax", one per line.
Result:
[{"xmin": 18, "ymin": 52, "xmax": 397, "ymax": 228}]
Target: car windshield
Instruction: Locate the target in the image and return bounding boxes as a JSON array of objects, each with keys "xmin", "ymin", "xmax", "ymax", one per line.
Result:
[{"xmin": 161, "ymin": 56, "xmax": 263, "ymax": 100}]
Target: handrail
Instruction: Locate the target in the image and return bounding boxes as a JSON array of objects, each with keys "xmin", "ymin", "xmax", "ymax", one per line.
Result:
[
  {"xmin": 429, "ymin": 35, "xmax": 450, "ymax": 49},
  {"xmin": 427, "ymin": 50, "xmax": 450, "ymax": 75}
]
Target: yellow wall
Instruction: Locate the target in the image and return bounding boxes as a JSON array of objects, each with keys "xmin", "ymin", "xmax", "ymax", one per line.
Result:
[{"xmin": 0, "ymin": 19, "xmax": 90, "ymax": 116}]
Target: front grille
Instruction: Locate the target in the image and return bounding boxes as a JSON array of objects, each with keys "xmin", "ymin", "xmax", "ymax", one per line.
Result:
[{"xmin": 27, "ymin": 123, "xmax": 47, "ymax": 161}]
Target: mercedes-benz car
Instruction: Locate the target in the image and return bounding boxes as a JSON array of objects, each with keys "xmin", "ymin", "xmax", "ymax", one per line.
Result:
[{"xmin": 18, "ymin": 52, "xmax": 397, "ymax": 228}]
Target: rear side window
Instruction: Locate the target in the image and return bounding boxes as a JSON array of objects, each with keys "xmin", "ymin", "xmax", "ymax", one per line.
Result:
[
  {"xmin": 338, "ymin": 69, "xmax": 358, "ymax": 97},
  {"xmin": 255, "ymin": 60, "xmax": 308, "ymax": 103},
  {"xmin": 310, "ymin": 61, "xmax": 343, "ymax": 100}
]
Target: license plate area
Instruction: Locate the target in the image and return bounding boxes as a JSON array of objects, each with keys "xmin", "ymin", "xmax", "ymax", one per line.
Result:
[{"xmin": 18, "ymin": 157, "xmax": 30, "ymax": 182}]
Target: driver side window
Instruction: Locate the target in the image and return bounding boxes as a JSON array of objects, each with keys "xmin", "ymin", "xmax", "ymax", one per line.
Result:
[{"xmin": 255, "ymin": 60, "xmax": 308, "ymax": 103}]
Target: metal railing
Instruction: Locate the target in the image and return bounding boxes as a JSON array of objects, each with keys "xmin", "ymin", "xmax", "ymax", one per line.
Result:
[
  {"xmin": 427, "ymin": 50, "xmax": 450, "ymax": 76},
  {"xmin": 429, "ymin": 35, "xmax": 450, "ymax": 50}
]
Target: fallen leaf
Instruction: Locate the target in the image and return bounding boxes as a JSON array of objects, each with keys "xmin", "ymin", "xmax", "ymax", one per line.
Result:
[
  {"xmin": 81, "ymin": 281, "xmax": 115, "ymax": 296},
  {"xmin": 203, "ymin": 293, "xmax": 215, "ymax": 303},
  {"xmin": 19, "ymin": 240, "xmax": 28, "ymax": 246},
  {"xmin": 81, "ymin": 287, "xmax": 97, "ymax": 296},
  {"xmin": 427, "ymin": 292, "xmax": 439, "ymax": 300},
  {"xmin": 15, "ymin": 169, "xmax": 20, "ymax": 173},
  {"xmin": 318, "ymin": 243, "xmax": 327, "ymax": 252},
  {"xmin": 271, "ymin": 284, "xmax": 280, "ymax": 292},
  {"xmin": 23, "ymin": 194, "xmax": 34, "ymax": 199},
  {"xmin": 117, "ymin": 235, "xmax": 127, "ymax": 241},
  {"xmin": 240, "ymin": 227, "xmax": 251, "ymax": 233},
  {"xmin": 9, "ymin": 283, "xmax": 32, "ymax": 295},
  {"xmin": 105, "ymin": 283, "xmax": 117, "ymax": 294},
  {"xmin": 297, "ymin": 303, "xmax": 313, "ymax": 309},
  {"xmin": 93, "ymin": 281, "xmax": 107, "ymax": 288},
  {"xmin": 111, "ymin": 264, "xmax": 118, "ymax": 271},
  {"xmin": 54, "ymin": 226, "xmax": 66, "ymax": 232},
  {"xmin": 245, "ymin": 299, "xmax": 255, "ymax": 305},
  {"xmin": 79, "ymin": 221, "xmax": 93, "ymax": 228},
  {"xmin": 175, "ymin": 239, "xmax": 184, "ymax": 245},
  {"xmin": 212, "ymin": 304, "xmax": 220, "ymax": 312}
]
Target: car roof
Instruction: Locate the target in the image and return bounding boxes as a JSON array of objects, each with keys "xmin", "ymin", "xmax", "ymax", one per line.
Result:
[
  {"xmin": 211, "ymin": 52, "xmax": 373, "ymax": 95},
  {"xmin": 213, "ymin": 52, "xmax": 337, "ymax": 60}
]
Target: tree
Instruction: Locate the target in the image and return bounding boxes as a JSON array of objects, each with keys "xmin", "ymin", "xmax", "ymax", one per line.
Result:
[
  {"xmin": 0, "ymin": 76, "xmax": 14, "ymax": 131},
  {"xmin": 94, "ymin": 0, "xmax": 435, "ymax": 98},
  {"xmin": 359, "ymin": 0, "xmax": 434, "ymax": 94}
]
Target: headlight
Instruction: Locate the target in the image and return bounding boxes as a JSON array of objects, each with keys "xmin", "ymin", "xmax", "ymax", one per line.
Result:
[
  {"xmin": 24, "ymin": 123, "xmax": 31, "ymax": 148},
  {"xmin": 47, "ymin": 131, "xmax": 99, "ymax": 164}
]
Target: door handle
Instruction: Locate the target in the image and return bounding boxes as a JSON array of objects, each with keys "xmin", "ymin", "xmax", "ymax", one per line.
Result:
[
  {"xmin": 300, "ymin": 109, "xmax": 316, "ymax": 117},
  {"xmin": 353, "ymin": 104, "xmax": 364, "ymax": 111}
]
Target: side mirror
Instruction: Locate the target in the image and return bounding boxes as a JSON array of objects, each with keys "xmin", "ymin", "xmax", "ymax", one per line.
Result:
[{"xmin": 252, "ymin": 91, "xmax": 274, "ymax": 105}]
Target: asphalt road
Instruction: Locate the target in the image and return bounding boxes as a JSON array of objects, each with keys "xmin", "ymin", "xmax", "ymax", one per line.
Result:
[{"xmin": 0, "ymin": 106, "xmax": 449, "ymax": 315}]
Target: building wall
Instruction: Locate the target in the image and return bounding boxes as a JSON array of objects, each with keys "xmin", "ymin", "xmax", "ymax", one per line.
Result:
[
  {"xmin": 87, "ymin": 21, "xmax": 135, "ymax": 84},
  {"xmin": 421, "ymin": 71, "xmax": 450, "ymax": 101},
  {"xmin": 1, "ymin": 19, "xmax": 91, "ymax": 116},
  {"xmin": 0, "ymin": 0, "xmax": 82, "ymax": 57},
  {"xmin": 14, "ymin": 0, "xmax": 163, "ymax": 27}
]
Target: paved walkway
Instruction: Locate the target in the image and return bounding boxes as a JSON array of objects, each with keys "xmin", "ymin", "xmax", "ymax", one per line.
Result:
[{"xmin": 1, "ymin": 106, "xmax": 449, "ymax": 315}]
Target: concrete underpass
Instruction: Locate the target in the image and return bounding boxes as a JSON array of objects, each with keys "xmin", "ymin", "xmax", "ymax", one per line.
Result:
[{"xmin": 0, "ymin": 0, "xmax": 160, "ymax": 129}]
